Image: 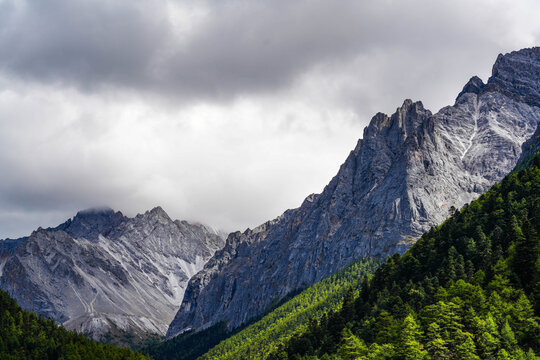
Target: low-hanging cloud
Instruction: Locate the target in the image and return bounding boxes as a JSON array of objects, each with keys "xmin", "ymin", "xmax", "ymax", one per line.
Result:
[{"xmin": 0, "ymin": 0, "xmax": 539, "ymax": 238}]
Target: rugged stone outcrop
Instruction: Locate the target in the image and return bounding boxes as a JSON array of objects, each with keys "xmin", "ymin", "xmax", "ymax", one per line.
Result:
[
  {"xmin": 0, "ymin": 207, "xmax": 225, "ymax": 340},
  {"xmin": 167, "ymin": 47, "xmax": 540, "ymax": 338},
  {"xmin": 519, "ymin": 123, "xmax": 540, "ymax": 162}
]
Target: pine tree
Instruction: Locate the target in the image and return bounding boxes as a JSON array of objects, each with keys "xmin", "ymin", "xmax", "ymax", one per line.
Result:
[
  {"xmin": 513, "ymin": 218, "xmax": 540, "ymax": 292},
  {"xmin": 475, "ymin": 226, "xmax": 491, "ymax": 270},
  {"xmin": 495, "ymin": 348, "xmax": 512, "ymax": 360},
  {"xmin": 374, "ymin": 311, "xmax": 398, "ymax": 344},
  {"xmin": 366, "ymin": 343, "xmax": 395, "ymax": 360},
  {"xmin": 478, "ymin": 332, "xmax": 499, "ymax": 359},
  {"xmin": 397, "ymin": 314, "xmax": 426, "ymax": 360},
  {"xmin": 425, "ymin": 323, "xmax": 448, "ymax": 359},
  {"xmin": 341, "ymin": 289, "xmax": 356, "ymax": 321},
  {"xmin": 500, "ymin": 320, "xmax": 518, "ymax": 351},
  {"xmin": 452, "ymin": 330, "xmax": 480, "ymax": 360},
  {"xmin": 526, "ymin": 348, "xmax": 538, "ymax": 360},
  {"xmin": 336, "ymin": 328, "xmax": 367, "ymax": 360}
]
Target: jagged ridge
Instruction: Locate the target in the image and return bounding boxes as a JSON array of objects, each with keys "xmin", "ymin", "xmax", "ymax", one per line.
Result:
[
  {"xmin": 167, "ymin": 47, "xmax": 540, "ymax": 338},
  {"xmin": 0, "ymin": 206, "xmax": 225, "ymax": 342}
]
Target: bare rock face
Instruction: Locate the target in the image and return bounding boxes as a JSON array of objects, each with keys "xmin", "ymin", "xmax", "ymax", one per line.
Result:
[
  {"xmin": 0, "ymin": 207, "xmax": 224, "ymax": 341},
  {"xmin": 485, "ymin": 47, "xmax": 540, "ymax": 107},
  {"xmin": 167, "ymin": 47, "xmax": 540, "ymax": 338},
  {"xmin": 519, "ymin": 123, "xmax": 540, "ymax": 162}
]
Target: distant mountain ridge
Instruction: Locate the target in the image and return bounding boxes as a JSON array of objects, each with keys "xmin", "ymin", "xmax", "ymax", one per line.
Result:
[
  {"xmin": 0, "ymin": 206, "xmax": 225, "ymax": 343},
  {"xmin": 167, "ymin": 47, "xmax": 540, "ymax": 338}
]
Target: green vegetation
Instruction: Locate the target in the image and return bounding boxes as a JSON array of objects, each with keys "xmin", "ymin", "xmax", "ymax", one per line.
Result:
[
  {"xmin": 101, "ymin": 322, "xmax": 163, "ymax": 351},
  {"xmin": 267, "ymin": 157, "xmax": 540, "ymax": 359},
  {"xmin": 0, "ymin": 289, "xmax": 150, "ymax": 360},
  {"xmin": 145, "ymin": 289, "xmax": 310, "ymax": 360},
  {"xmin": 145, "ymin": 290, "xmax": 307, "ymax": 360},
  {"xmin": 145, "ymin": 322, "xmax": 230, "ymax": 360},
  {"xmin": 198, "ymin": 258, "xmax": 382, "ymax": 360},
  {"xmin": 145, "ymin": 288, "xmax": 309, "ymax": 360},
  {"xmin": 145, "ymin": 259, "xmax": 381, "ymax": 360},
  {"xmin": 512, "ymin": 141, "xmax": 540, "ymax": 173}
]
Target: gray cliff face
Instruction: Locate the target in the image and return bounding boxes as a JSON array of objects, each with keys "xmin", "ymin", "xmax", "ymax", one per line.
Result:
[
  {"xmin": 167, "ymin": 47, "xmax": 540, "ymax": 338},
  {"xmin": 519, "ymin": 123, "xmax": 540, "ymax": 162},
  {"xmin": 485, "ymin": 47, "xmax": 540, "ymax": 107},
  {"xmin": 0, "ymin": 207, "xmax": 225, "ymax": 340}
]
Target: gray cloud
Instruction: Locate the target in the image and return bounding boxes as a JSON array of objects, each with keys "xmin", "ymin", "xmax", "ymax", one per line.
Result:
[
  {"xmin": 0, "ymin": 0, "xmax": 167, "ymax": 90},
  {"xmin": 0, "ymin": 0, "xmax": 539, "ymax": 238},
  {"xmin": 0, "ymin": 0, "xmax": 534, "ymax": 102}
]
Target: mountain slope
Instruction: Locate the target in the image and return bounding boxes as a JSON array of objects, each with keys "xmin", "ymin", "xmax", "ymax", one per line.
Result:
[
  {"xmin": 516, "ymin": 123, "xmax": 540, "ymax": 172},
  {"xmin": 0, "ymin": 288, "xmax": 149, "ymax": 359},
  {"xmin": 167, "ymin": 48, "xmax": 540, "ymax": 338},
  {"xmin": 0, "ymin": 206, "xmax": 224, "ymax": 344},
  {"xmin": 271, "ymin": 154, "xmax": 540, "ymax": 359},
  {"xmin": 156, "ymin": 129, "xmax": 540, "ymax": 360},
  {"xmin": 194, "ymin": 258, "xmax": 382, "ymax": 360}
]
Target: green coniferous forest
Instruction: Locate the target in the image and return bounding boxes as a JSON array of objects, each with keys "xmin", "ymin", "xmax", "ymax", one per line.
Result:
[
  {"xmin": 145, "ymin": 258, "xmax": 381, "ymax": 360},
  {"xmin": 265, "ymin": 157, "xmax": 540, "ymax": 360},
  {"xmin": 0, "ymin": 289, "xmax": 150, "ymax": 360},
  {"xmin": 196, "ymin": 258, "xmax": 382, "ymax": 360}
]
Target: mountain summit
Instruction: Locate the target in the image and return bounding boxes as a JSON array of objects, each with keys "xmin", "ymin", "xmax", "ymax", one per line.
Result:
[
  {"xmin": 167, "ymin": 47, "xmax": 540, "ymax": 338},
  {"xmin": 0, "ymin": 207, "xmax": 225, "ymax": 342}
]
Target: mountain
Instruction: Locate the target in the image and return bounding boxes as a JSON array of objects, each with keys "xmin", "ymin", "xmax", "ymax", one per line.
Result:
[
  {"xmin": 0, "ymin": 206, "xmax": 225, "ymax": 344},
  {"xmin": 147, "ymin": 259, "xmax": 381, "ymax": 360},
  {"xmin": 0, "ymin": 288, "xmax": 149, "ymax": 359},
  {"xmin": 194, "ymin": 258, "xmax": 381, "ymax": 360},
  {"xmin": 167, "ymin": 47, "xmax": 540, "ymax": 338},
  {"xmin": 177, "ymin": 127, "xmax": 540, "ymax": 360},
  {"xmin": 270, "ymin": 153, "xmax": 540, "ymax": 359},
  {"xmin": 516, "ymin": 123, "xmax": 540, "ymax": 171}
]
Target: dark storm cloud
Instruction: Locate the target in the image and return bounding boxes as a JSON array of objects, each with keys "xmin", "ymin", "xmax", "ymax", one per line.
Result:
[
  {"xmin": 1, "ymin": 0, "xmax": 367, "ymax": 98},
  {"xmin": 0, "ymin": 0, "xmax": 508, "ymax": 101},
  {"xmin": 0, "ymin": 0, "xmax": 168, "ymax": 91}
]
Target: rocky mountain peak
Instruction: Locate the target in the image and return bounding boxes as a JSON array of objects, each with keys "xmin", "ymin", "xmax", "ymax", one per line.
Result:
[
  {"xmin": 149, "ymin": 205, "xmax": 167, "ymax": 216},
  {"xmin": 54, "ymin": 207, "xmax": 125, "ymax": 241},
  {"xmin": 362, "ymin": 99, "xmax": 429, "ymax": 142},
  {"xmin": 485, "ymin": 47, "xmax": 540, "ymax": 106},
  {"xmin": 456, "ymin": 76, "xmax": 485, "ymax": 100},
  {"xmin": 362, "ymin": 112, "xmax": 388, "ymax": 139},
  {"xmin": 391, "ymin": 99, "xmax": 429, "ymax": 135},
  {"xmin": 0, "ymin": 207, "xmax": 225, "ymax": 341},
  {"xmin": 139, "ymin": 206, "xmax": 172, "ymax": 223}
]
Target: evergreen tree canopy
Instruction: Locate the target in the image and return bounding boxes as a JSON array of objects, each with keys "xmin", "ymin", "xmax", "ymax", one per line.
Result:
[{"xmin": 0, "ymin": 289, "xmax": 149, "ymax": 360}]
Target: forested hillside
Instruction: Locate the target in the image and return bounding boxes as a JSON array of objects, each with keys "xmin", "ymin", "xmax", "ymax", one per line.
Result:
[
  {"xmin": 197, "ymin": 258, "xmax": 382, "ymax": 360},
  {"xmin": 0, "ymin": 289, "xmax": 149, "ymax": 360},
  {"xmin": 268, "ymin": 156, "xmax": 540, "ymax": 359}
]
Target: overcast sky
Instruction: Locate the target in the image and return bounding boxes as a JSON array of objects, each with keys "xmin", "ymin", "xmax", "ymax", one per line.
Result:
[{"xmin": 1, "ymin": 0, "xmax": 539, "ymax": 239}]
